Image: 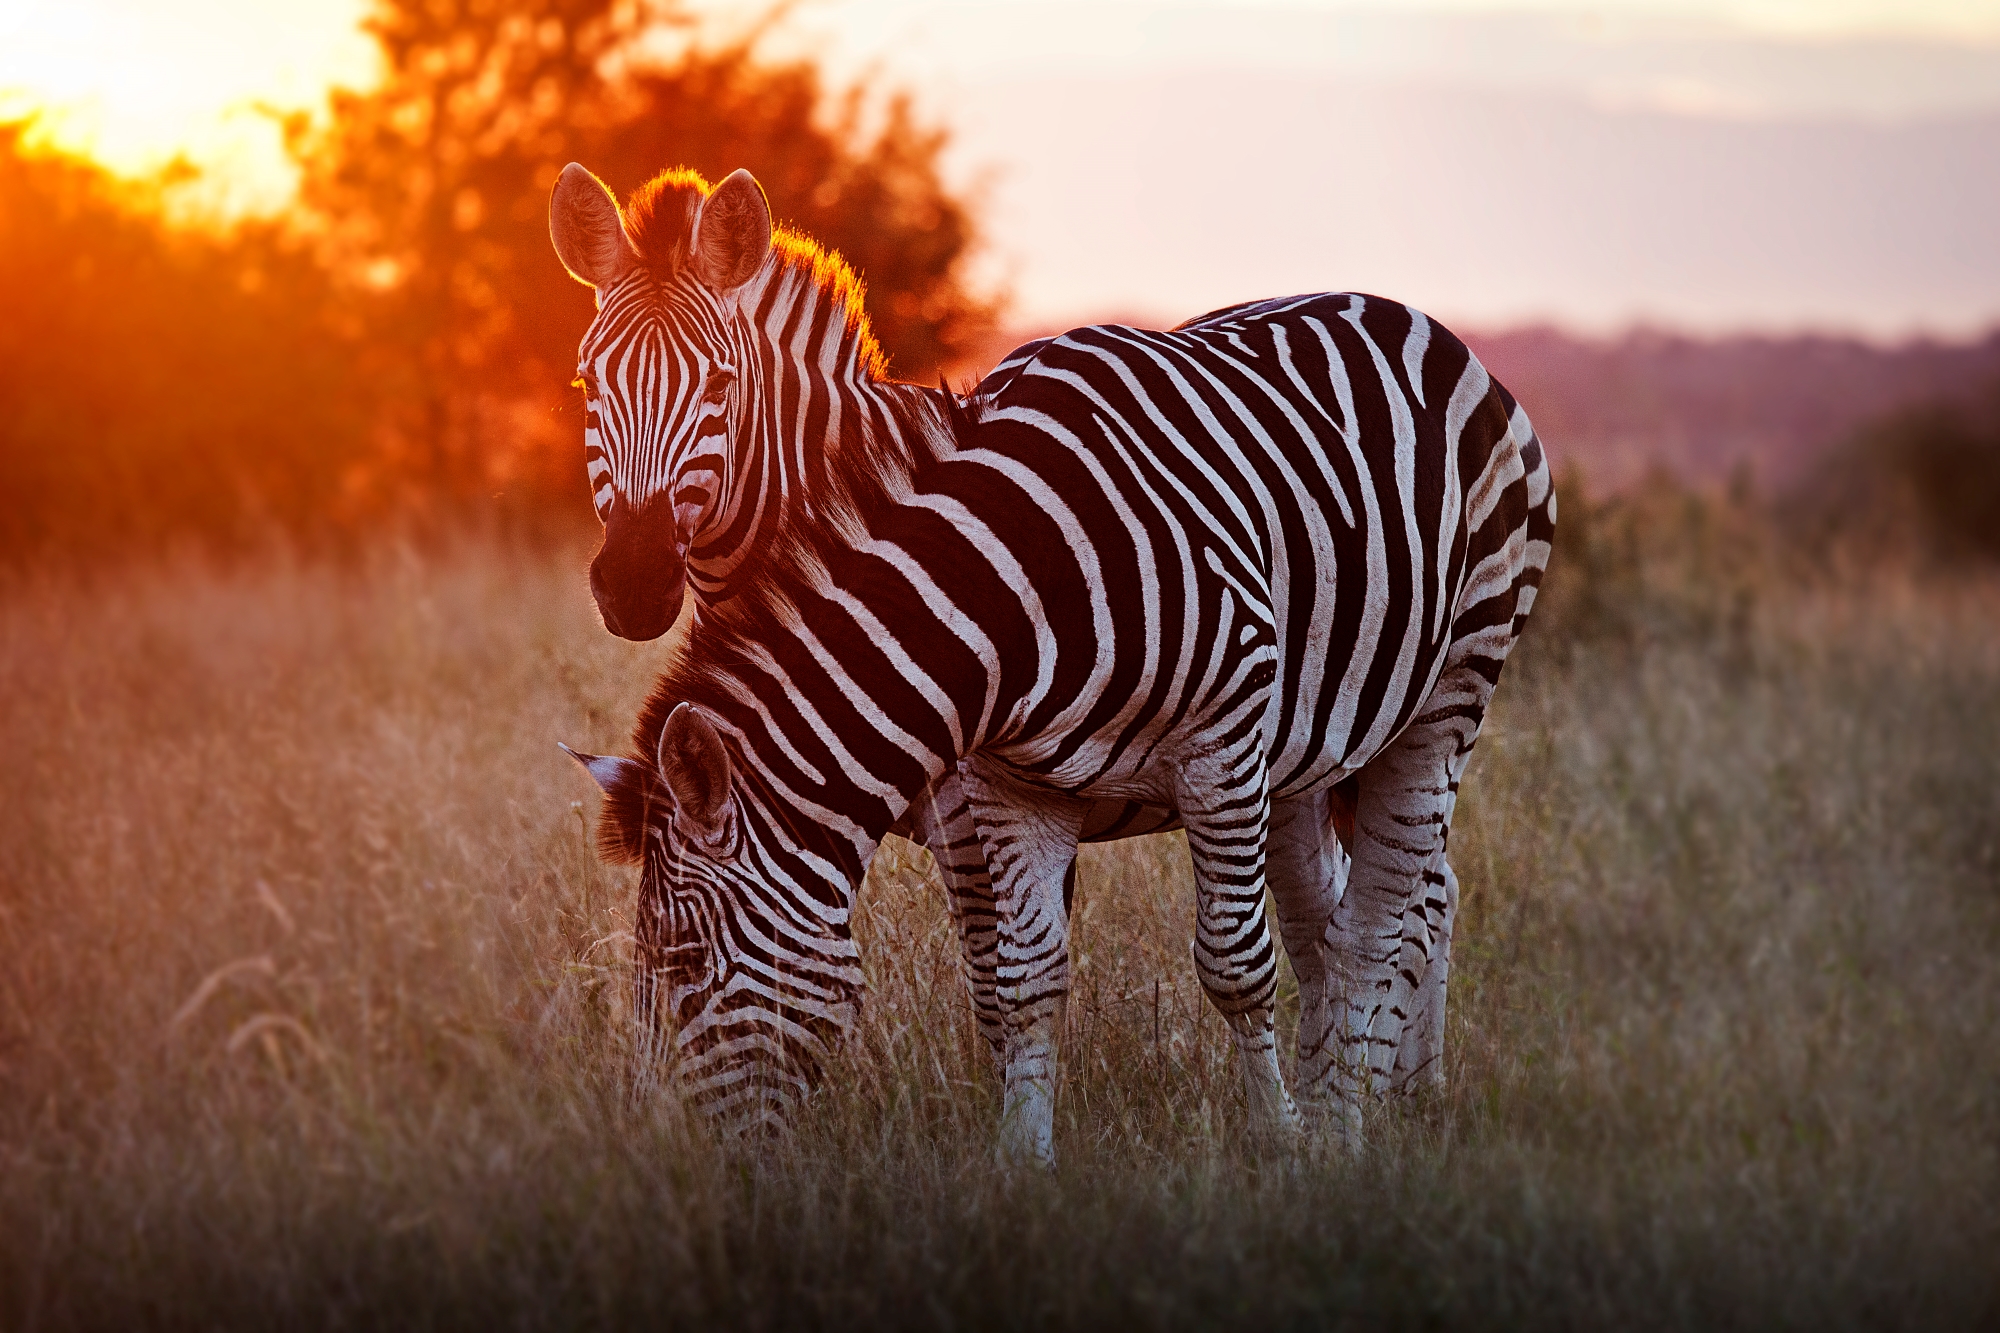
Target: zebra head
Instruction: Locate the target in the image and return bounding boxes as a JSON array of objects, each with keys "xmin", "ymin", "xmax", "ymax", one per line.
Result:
[
  {"xmin": 550, "ymin": 163, "xmax": 774, "ymax": 641},
  {"xmin": 572, "ymin": 703, "xmax": 864, "ymax": 1131}
]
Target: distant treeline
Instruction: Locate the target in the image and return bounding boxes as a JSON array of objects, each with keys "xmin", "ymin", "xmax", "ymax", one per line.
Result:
[
  {"xmin": 1466, "ymin": 326, "xmax": 2000, "ymax": 497},
  {"xmin": 1465, "ymin": 327, "xmax": 2000, "ymax": 564},
  {"xmin": 0, "ymin": 0, "xmax": 992, "ymax": 565}
]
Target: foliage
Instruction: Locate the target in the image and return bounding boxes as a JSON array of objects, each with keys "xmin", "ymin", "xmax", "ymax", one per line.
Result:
[
  {"xmin": 0, "ymin": 1, "xmax": 993, "ymax": 564},
  {"xmin": 2, "ymin": 533, "xmax": 1996, "ymax": 1327},
  {"xmin": 286, "ymin": 0, "xmax": 994, "ymax": 514},
  {"xmin": 1790, "ymin": 380, "xmax": 2000, "ymax": 564},
  {"xmin": 1524, "ymin": 468, "xmax": 1773, "ymax": 668},
  {"xmin": 0, "ymin": 123, "xmax": 374, "ymax": 557}
]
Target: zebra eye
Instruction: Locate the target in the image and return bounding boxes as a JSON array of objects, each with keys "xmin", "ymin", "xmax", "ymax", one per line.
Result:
[{"xmin": 700, "ymin": 367, "xmax": 735, "ymax": 404}]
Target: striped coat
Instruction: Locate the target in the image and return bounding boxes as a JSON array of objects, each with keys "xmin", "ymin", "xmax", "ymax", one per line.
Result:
[
  {"xmin": 548, "ymin": 161, "xmax": 1189, "ymax": 1065},
  {"xmin": 554, "ymin": 166, "xmax": 1552, "ymax": 1154}
]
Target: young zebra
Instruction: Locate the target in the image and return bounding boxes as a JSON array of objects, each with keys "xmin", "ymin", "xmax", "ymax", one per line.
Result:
[
  {"xmin": 550, "ymin": 163, "xmax": 1418, "ymax": 1087},
  {"xmin": 553, "ymin": 169, "xmax": 1554, "ymax": 1159}
]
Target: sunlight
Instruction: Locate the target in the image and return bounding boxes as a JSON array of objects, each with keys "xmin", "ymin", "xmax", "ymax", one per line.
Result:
[{"xmin": 0, "ymin": 0, "xmax": 376, "ymax": 215}]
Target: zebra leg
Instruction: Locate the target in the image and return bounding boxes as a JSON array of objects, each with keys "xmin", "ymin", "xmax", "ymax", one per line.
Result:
[
  {"xmin": 1389, "ymin": 857, "xmax": 1458, "ymax": 1094},
  {"xmin": 1176, "ymin": 749, "xmax": 1300, "ymax": 1142},
  {"xmin": 1325, "ymin": 665, "xmax": 1490, "ymax": 1120},
  {"xmin": 1265, "ymin": 788, "xmax": 1354, "ymax": 1139},
  {"xmin": 904, "ymin": 774, "xmax": 1176, "ymax": 1081},
  {"xmin": 904, "ymin": 774, "xmax": 1007, "ymax": 1070},
  {"xmin": 961, "ymin": 757, "xmax": 1088, "ymax": 1167}
]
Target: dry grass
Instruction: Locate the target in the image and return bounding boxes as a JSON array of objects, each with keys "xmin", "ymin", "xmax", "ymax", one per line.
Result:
[{"xmin": 2, "ymin": 514, "xmax": 1996, "ymax": 1330}]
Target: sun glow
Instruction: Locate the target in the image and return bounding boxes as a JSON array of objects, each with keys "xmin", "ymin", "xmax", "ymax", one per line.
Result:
[
  {"xmin": 6, "ymin": 0, "xmax": 1996, "ymax": 217},
  {"xmin": 0, "ymin": 0, "xmax": 376, "ymax": 217}
]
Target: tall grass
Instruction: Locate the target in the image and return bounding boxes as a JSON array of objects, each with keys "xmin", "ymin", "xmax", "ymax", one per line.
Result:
[{"xmin": 2, "ymin": 508, "xmax": 1996, "ymax": 1329}]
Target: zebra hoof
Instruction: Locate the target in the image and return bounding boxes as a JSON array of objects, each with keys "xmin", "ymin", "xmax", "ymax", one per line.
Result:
[
  {"xmin": 1298, "ymin": 1093, "xmax": 1364, "ymax": 1156},
  {"xmin": 997, "ymin": 1078, "xmax": 1056, "ymax": 1170}
]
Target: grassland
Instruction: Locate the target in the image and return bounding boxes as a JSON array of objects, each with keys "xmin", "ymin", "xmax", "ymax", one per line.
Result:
[{"xmin": 2, "ymin": 494, "xmax": 1997, "ymax": 1330}]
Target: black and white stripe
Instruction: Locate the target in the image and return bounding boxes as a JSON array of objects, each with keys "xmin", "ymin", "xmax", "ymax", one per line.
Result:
[
  {"xmin": 552, "ymin": 162, "xmax": 937, "ymax": 642},
  {"xmin": 551, "ymin": 162, "xmax": 1242, "ymax": 1067},
  {"xmin": 572, "ymin": 258, "xmax": 1553, "ymax": 1150}
]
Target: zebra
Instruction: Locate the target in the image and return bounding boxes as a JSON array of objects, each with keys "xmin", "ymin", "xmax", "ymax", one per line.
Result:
[
  {"xmin": 551, "ymin": 165, "xmax": 1554, "ymax": 1154},
  {"xmin": 549, "ymin": 163, "xmax": 1408, "ymax": 1080}
]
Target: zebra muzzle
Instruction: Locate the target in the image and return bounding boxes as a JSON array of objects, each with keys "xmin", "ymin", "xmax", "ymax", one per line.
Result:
[{"xmin": 590, "ymin": 496, "xmax": 688, "ymax": 641}]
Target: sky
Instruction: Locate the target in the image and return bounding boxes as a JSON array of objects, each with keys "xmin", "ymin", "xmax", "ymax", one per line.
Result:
[{"xmin": 4, "ymin": 0, "xmax": 1999, "ymax": 335}]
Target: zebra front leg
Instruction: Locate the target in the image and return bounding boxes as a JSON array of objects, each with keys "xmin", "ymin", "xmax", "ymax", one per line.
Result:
[
  {"xmin": 962, "ymin": 757, "xmax": 1087, "ymax": 1167},
  {"xmin": 1176, "ymin": 749, "xmax": 1300, "ymax": 1142},
  {"xmin": 908, "ymin": 773, "xmax": 1006, "ymax": 1070}
]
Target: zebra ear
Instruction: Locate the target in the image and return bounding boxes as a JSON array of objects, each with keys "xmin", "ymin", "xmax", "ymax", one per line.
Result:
[
  {"xmin": 550, "ymin": 163, "xmax": 639, "ymax": 290},
  {"xmin": 658, "ymin": 703, "xmax": 738, "ymax": 853},
  {"xmin": 558, "ymin": 741, "xmax": 642, "ymax": 794},
  {"xmin": 560, "ymin": 743, "xmax": 658, "ymax": 866},
  {"xmin": 692, "ymin": 169, "xmax": 772, "ymax": 292}
]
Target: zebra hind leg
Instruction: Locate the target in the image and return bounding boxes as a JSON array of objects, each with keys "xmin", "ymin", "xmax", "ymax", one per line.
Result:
[
  {"xmin": 1265, "ymin": 787, "xmax": 1361, "ymax": 1148},
  {"xmin": 1388, "ymin": 856, "xmax": 1457, "ymax": 1095},
  {"xmin": 1325, "ymin": 665, "xmax": 1490, "ymax": 1124},
  {"xmin": 1264, "ymin": 784, "xmax": 1376, "ymax": 1144},
  {"xmin": 1176, "ymin": 749, "xmax": 1301, "ymax": 1144}
]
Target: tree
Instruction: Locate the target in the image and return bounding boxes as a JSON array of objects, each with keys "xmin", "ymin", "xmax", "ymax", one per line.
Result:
[
  {"xmin": 289, "ymin": 0, "xmax": 994, "ymax": 519},
  {"xmin": 0, "ymin": 123, "xmax": 373, "ymax": 560}
]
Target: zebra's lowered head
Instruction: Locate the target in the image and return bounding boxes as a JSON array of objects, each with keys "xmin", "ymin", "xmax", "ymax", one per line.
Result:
[
  {"xmin": 573, "ymin": 703, "xmax": 866, "ymax": 1131},
  {"xmin": 550, "ymin": 162, "xmax": 774, "ymax": 642}
]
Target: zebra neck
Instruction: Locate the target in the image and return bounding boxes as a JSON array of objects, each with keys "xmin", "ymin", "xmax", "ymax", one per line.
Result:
[
  {"xmin": 663, "ymin": 456, "xmax": 1046, "ymax": 876},
  {"xmin": 685, "ymin": 267, "xmax": 955, "ymax": 604}
]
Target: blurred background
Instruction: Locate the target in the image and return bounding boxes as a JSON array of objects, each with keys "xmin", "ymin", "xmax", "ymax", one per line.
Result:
[
  {"xmin": 5, "ymin": 6, "xmax": 2000, "ymax": 1322},
  {"xmin": 3, "ymin": 0, "xmax": 1999, "ymax": 561}
]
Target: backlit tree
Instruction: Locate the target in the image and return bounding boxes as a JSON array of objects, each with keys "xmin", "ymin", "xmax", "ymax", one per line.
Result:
[{"xmin": 290, "ymin": 0, "xmax": 994, "ymax": 516}]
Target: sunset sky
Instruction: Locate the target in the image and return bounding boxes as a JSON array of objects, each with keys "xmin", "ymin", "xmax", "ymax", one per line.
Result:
[{"xmin": 4, "ymin": 0, "xmax": 1999, "ymax": 335}]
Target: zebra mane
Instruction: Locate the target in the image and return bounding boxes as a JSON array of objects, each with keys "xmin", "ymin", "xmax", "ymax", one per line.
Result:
[
  {"xmin": 606, "ymin": 389, "xmax": 979, "ymax": 862},
  {"xmin": 590, "ymin": 748, "xmax": 670, "ymax": 866},
  {"xmin": 623, "ymin": 166, "xmax": 888, "ymax": 381}
]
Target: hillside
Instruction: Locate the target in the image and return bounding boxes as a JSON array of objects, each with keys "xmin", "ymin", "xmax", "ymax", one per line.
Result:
[{"xmin": 1467, "ymin": 326, "xmax": 2000, "ymax": 493}]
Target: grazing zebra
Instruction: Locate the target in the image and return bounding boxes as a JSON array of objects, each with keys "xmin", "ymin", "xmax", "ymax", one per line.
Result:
[
  {"xmin": 549, "ymin": 161, "xmax": 1197, "ymax": 1061},
  {"xmin": 550, "ymin": 164, "xmax": 1393, "ymax": 1077},
  {"xmin": 553, "ymin": 166, "xmax": 1553, "ymax": 1155}
]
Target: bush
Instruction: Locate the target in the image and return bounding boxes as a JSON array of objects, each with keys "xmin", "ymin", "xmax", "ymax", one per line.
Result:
[
  {"xmin": 1791, "ymin": 380, "xmax": 2000, "ymax": 565},
  {"xmin": 0, "ymin": 1, "xmax": 994, "ymax": 565},
  {"xmin": 0, "ymin": 124, "xmax": 374, "ymax": 558}
]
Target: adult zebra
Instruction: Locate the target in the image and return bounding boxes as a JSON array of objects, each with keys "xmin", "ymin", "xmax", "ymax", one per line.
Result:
[
  {"xmin": 552, "ymin": 164, "xmax": 1553, "ymax": 1155},
  {"xmin": 550, "ymin": 163, "xmax": 1411, "ymax": 1084}
]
